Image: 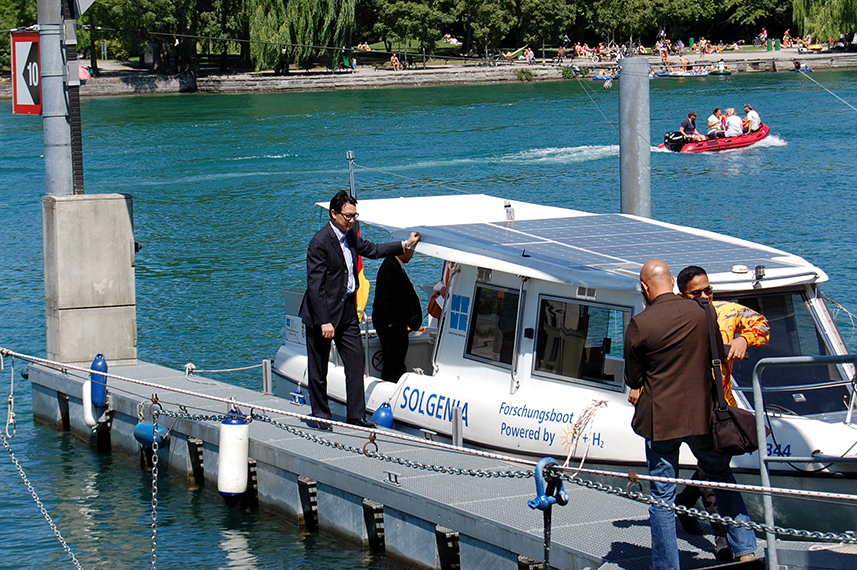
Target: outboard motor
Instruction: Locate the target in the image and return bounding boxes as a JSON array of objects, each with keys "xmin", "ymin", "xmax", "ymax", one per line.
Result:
[{"xmin": 663, "ymin": 131, "xmax": 686, "ymax": 152}]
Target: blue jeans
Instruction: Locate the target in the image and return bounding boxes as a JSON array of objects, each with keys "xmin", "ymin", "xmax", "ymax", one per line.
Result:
[{"xmin": 646, "ymin": 435, "xmax": 757, "ymax": 569}]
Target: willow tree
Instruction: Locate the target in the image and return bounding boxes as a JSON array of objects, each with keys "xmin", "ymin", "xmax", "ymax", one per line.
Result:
[
  {"xmin": 248, "ymin": 0, "xmax": 289, "ymax": 69},
  {"xmin": 793, "ymin": 0, "xmax": 857, "ymax": 39},
  {"xmin": 248, "ymin": 0, "xmax": 355, "ymax": 70}
]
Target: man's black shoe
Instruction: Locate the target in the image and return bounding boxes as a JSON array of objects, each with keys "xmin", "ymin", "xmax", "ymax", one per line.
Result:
[
  {"xmin": 677, "ymin": 512, "xmax": 704, "ymax": 535},
  {"xmin": 347, "ymin": 418, "xmax": 377, "ymax": 428},
  {"xmin": 309, "ymin": 417, "xmax": 332, "ymax": 431},
  {"xmin": 714, "ymin": 536, "xmax": 733, "ymax": 561}
]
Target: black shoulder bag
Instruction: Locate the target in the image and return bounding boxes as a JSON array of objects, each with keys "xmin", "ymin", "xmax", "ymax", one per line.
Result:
[{"xmin": 699, "ymin": 299, "xmax": 760, "ymax": 456}]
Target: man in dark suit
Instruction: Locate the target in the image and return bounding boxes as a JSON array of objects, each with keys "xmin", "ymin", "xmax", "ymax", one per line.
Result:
[
  {"xmin": 624, "ymin": 259, "xmax": 756, "ymax": 569},
  {"xmin": 372, "ymin": 248, "xmax": 423, "ymax": 382},
  {"xmin": 299, "ymin": 191, "xmax": 421, "ymax": 429}
]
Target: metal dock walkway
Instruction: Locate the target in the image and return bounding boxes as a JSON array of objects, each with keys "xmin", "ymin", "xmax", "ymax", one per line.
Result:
[{"xmin": 31, "ymin": 359, "xmax": 850, "ymax": 570}]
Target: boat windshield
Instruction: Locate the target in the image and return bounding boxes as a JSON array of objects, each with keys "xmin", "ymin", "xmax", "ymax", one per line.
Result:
[{"xmin": 725, "ymin": 290, "xmax": 851, "ymax": 416}]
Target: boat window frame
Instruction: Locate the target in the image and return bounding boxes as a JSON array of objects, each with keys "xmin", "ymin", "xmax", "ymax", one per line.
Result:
[
  {"xmin": 530, "ymin": 294, "xmax": 632, "ymax": 393},
  {"xmin": 462, "ymin": 281, "xmax": 522, "ymax": 370}
]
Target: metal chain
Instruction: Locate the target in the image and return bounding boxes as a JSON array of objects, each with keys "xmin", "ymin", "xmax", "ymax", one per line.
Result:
[
  {"xmin": 155, "ymin": 407, "xmax": 857, "ymax": 542},
  {"xmin": 559, "ymin": 473, "xmax": 857, "ymax": 543},
  {"xmin": 0, "ymin": 432, "xmax": 85, "ymax": 569},
  {"xmin": 250, "ymin": 413, "xmax": 534, "ymax": 479},
  {"xmin": 150, "ymin": 409, "xmax": 160, "ymax": 570},
  {"xmin": 155, "ymin": 409, "xmax": 530, "ymax": 478}
]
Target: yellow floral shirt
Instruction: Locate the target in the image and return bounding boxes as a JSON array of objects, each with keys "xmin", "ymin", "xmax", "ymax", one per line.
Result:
[{"xmin": 714, "ymin": 300, "xmax": 771, "ymax": 406}]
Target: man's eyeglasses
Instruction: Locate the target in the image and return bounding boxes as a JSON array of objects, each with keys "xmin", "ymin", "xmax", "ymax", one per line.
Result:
[
  {"xmin": 687, "ymin": 286, "xmax": 713, "ymax": 298},
  {"xmin": 339, "ymin": 212, "xmax": 359, "ymax": 221}
]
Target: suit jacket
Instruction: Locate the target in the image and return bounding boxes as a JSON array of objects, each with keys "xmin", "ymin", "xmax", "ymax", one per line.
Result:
[
  {"xmin": 299, "ymin": 221, "xmax": 404, "ymax": 328},
  {"xmin": 624, "ymin": 293, "xmax": 713, "ymax": 441},
  {"xmin": 372, "ymin": 256, "xmax": 422, "ymax": 330}
]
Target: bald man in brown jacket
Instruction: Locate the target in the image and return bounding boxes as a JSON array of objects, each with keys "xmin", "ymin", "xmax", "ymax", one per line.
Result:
[{"xmin": 624, "ymin": 260, "xmax": 756, "ymax": 569}]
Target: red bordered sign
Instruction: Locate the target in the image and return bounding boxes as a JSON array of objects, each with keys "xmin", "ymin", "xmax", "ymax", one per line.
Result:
[{"xmin": 11, "ymin": 32, "xmax": 42, "ymax": 115}]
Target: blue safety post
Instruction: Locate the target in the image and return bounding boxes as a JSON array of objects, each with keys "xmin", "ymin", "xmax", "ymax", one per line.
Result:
[{"xmin": 528, "ymin": 457, "xmax": 568, "ymax": 568}]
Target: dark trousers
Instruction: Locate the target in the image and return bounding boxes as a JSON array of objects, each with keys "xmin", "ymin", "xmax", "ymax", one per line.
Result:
[
  {"xmin": 305, "ymin": 298, "xmax": 367, "ymax": 421},
  {"xmin": 375, "ymin": 322, "xmax": 410, "ymax": 382},
  {"xmin": 675, "ymin": 467, "xmax": 728, "ymax": 539}
]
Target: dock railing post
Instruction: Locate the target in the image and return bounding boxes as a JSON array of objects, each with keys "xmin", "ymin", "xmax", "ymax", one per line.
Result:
[
  {"xmin": 748, "ymin": 353, "xmax": 857, "ymax": 570},
  {"xmin": 452, "ymin": 407, "xmax": 463, "ymax": 447},
  {"xmin": 262, "ymin": 359, "xmax": 272, "ymax": 394}
]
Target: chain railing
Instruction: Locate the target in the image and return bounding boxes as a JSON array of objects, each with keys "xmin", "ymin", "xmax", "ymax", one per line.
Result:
[
  {"xmin": 155, "ymin": 406, "xmax": 857, "ymax": 544},
  {"xmin": 4, "ymin": 345, "xmax": 857, "ymax": 569},
  {"xmin": 1, "ymin": 431, "xmax": 85, "ymax": 570}
]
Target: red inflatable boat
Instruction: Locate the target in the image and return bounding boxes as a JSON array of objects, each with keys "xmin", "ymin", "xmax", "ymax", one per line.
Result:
[{"xmin": 659, "ymin": 124, "xmax": 770, "ymax": 153}]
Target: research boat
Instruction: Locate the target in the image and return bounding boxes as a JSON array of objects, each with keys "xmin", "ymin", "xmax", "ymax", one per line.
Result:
[
  {"xmin": 274, "ymin": 194, "xmax": 857, "ymax": 532},
  {"xmin": 660, "ymin": 124, "xmax": 770, "ymax": 153}
]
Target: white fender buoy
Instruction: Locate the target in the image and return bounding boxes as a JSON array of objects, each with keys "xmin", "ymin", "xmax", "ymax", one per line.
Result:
[
  {"xmin": 82, "ymin": 380, "xmax": 97, "ymax": 428},
  {"xmin": 217, "ymin": 415, "xmax": 249, "ymax": 497}
]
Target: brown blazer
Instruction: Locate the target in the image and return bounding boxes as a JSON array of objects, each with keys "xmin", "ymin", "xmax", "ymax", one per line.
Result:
[{"xmin": 624, "ymin": 293, "xmax": 713, "ymax": 441}]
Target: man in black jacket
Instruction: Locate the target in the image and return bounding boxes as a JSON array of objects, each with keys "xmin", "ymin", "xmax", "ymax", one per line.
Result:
[
  {"xmin": 372, "ymin": 248, "xmax": 423, "ymax": 382},
  {"xmin": 299, "ymin": 191, "xmax": 420, "ymax": 428}
]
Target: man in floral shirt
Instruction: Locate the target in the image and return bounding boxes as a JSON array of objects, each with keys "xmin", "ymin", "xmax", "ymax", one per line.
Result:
[{"xmin": 676, "ymin": 265, "xmax": 770, "ymax": 406}]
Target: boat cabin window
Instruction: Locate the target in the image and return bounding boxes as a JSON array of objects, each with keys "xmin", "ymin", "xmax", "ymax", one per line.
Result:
[
  {"xmin": 533, "ymin": 297, "xmax": 629, "ymax": 389},
  {"xmin": 465, "ymin": 285, "xmax": 520, "ymax": 367},
  {"xmin": 725, "ymin": 291, "xmax": 850, "ymax": 416}
]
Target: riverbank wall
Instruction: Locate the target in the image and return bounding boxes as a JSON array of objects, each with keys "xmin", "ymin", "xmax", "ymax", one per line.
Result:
[{"xmin": 2, "ymin": 51, "xmax": 856, "ymax": 99}]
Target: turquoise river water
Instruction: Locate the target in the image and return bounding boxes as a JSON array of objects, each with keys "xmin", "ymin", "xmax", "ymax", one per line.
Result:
[{"xmin": 1, "ymin": 69, "xmax": 857, "ymax": 568}]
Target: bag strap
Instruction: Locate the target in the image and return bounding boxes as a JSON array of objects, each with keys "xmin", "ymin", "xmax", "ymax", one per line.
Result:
[{"xmin": 696, "ymin": 298, "xmax": 729, "ymax": 411}]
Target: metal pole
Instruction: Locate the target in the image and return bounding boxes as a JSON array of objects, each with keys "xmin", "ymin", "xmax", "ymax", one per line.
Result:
[
  {"xmin": 750, "ymin": 353, "xmax": 857, "ymax": 570},
  {"xmin": 62, "ymin": 0, "xmax": 85, "ymax": 194},
  {"xmin": 452, "ymin": 406, "xmax": 463, "ymax": 447},
  {"xmin": 261, "ymin": 359, "xmax": 272, "ymax": 395},
  {"xmin": 618, "ymin": 56, "xmax": 651, "ymax": 217},
  {"xmin": 38, "ymin": 0, "xmax": 74, "ymax": 196},
  {"xmin": 751, "ymin": 364, "xmax": 777, "ymax": 570},
  {"xmin": 346, "ymin": 150, "xmax": 356, "ymax": 198}
]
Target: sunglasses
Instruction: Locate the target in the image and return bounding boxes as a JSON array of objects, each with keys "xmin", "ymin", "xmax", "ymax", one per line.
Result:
[
  {"xmin": 687, "ymin": 286, "xmax": 713, "ymax": 298},
  {"xmin": 339, "ymin": 212, "xmax": 359, "ymax": 221}
]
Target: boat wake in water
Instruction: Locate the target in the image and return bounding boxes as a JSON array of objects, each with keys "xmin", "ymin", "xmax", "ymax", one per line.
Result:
[
  {"xmin": 753, "ymin": 134, "xmax": 787, "ymax": 147},
  {"xmin": 501, "ymin": 145, "xmax": 619, "ymax": 164}
]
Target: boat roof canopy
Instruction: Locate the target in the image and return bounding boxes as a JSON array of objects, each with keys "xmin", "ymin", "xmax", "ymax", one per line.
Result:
[{"xmin": 326, "ymin": 194, "xmax": 827, "ymax": 292}]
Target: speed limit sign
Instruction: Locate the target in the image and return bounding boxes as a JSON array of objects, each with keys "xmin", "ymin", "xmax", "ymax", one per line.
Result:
[{"xmin": 11, "ymin": 32, "xmax": 42, "ymax": 115}]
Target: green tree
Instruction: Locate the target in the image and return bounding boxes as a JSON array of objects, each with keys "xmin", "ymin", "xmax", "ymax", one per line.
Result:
[
  {"xmin": 794, "ymin": 0, "xmax": 856, "ymax": 40},
  {"xmin": 248, "ymin": 0, "xmax": 355, "ymax": 71},
  {"xmin": 519, "ymin": 0, "xmax": 576, "ymax": 53},
  {"xmin": 586, "ymin": 0, "xmax": 709, "ymax": 42},
  {"xmin": 373, "ymin": 0, "xmax": 454, "ymax": 53},
  {"xmin": 465, "ymin": 0, "xmax": 517, "ymax": 55},
  {"xmin": 1, "ymin": 0, "xmax": 37, "ymax": 74}
]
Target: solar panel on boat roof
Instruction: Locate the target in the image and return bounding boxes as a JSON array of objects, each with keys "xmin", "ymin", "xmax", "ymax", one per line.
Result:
[{"xmin": 432, "ymin": 214, "xmax": 798, "ymax": 273}]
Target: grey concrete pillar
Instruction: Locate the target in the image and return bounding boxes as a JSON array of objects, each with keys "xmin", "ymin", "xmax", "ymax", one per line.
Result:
[
  {"xmin": 618, "ymin": 57, "xmax": 651, "ymax": 218},
  {"xmin": 43, "ymin": 193, "xmax": 137, "ymax": 365}
]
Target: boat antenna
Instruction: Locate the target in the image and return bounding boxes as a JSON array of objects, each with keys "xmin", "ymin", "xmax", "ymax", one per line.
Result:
[{"xmin": 346, "ymin": 150, "xmax": 356, "ymax": 198}]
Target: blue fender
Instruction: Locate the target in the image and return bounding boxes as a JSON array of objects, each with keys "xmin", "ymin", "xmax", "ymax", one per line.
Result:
[{"xmin": 528, "ymin": 457, "xmax": 569, "ymax": 511}]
